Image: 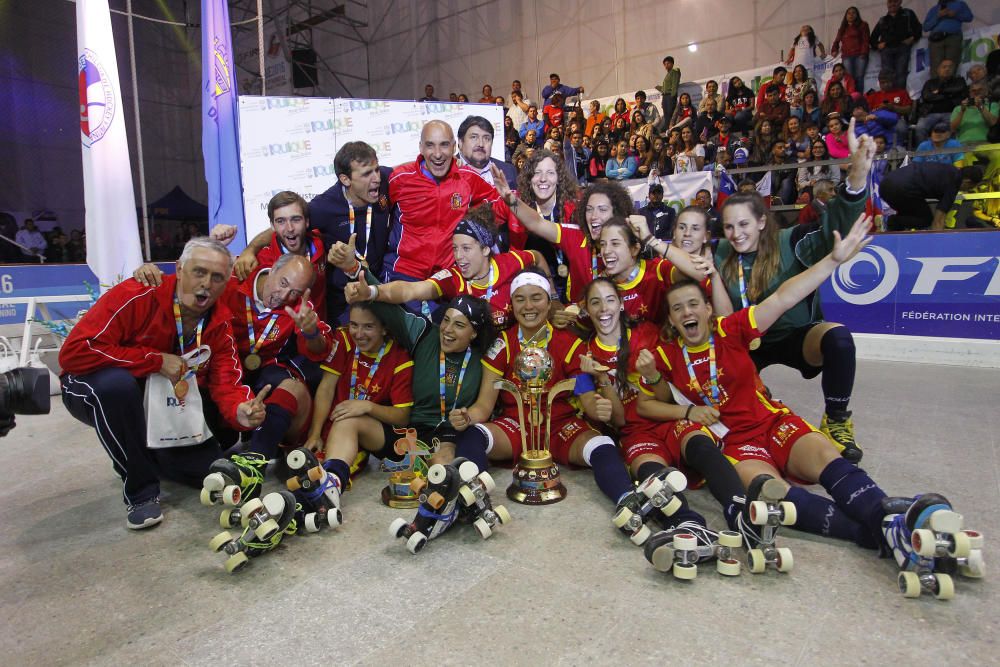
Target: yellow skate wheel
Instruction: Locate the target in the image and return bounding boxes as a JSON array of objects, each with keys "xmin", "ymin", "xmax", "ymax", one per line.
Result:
[
  {"xmin": 662, "ymin": 495, "xmax": 682, "ymax": 516},
  {"xmin": 254, "ymin": 518, "xmax": 280, "ymax": 541},
  {"xmin": 478, "ymin": 471, "xmax": 496, "ymax": 493},
  {"xmin": 959, "ymin": 550, "xmax": 985, "ymax": 579},
  {"xmin": 209, "ymin": 531, "xmax": 233, "ymax": 552},
  {"xmin": 388, "ymin": 517, "xmax": 408, "ymax": 539},
  {"xmin": 612, "ymin": 507, "xmax": 634, "ymax": 528},
  {"xmin": 718, "ymin": 531, "xmax": 743, "ymax": 548},
  {"xmin": 776, "ymin": 547, "xmax": 794, "ymax": 573},
  {"xmin": 748, "ymin": 548, "xmax": 766, "ymax": 574},
  {"xmin": 406, "ymin": 532, "xmax": 427, "ymax": 554},
  {"xmin": 749, "ymin": 500, "xmax": 770, "ymax": 526},
  {"xmin": 631, "ymin": 524, "xmax": 652, "ymax": 546},
  {"xmin": 933, "ymin": 573, "xmax": 955, "ymax": 600},
  {"xmin": 673, "ymin": 562, "xmax": 697, "ymax": 580},
  {"xmin": 673, "ymin": 534, "xmax": 698, "ymax": 551},
  {"xmin": 222, "ymin": 485, "xmax": 241, "ymax": 506},
  {"xmin": 239, "ymin": 498, "xmax": 264, "ymax": 528},
  {"xmin": 911, "ymin": 528, "xmax": 937, "ymax": 557},
  {"xmin": 898, "ymin": 571, "xmax": 921, "ymax": 598},
  {"xmin": 778, "ymin": 501, "xmax": 797, "ymax": 526},
  {"xmin": 225, "ymin": 552, "xmax": 249, "ymax": 573},
  {"xmin": 458, "ymin": 486, "xmax": 477, "ymax": 507},
  {"xmin": 199, "ymin": 488, "xmax": 215, "ymax": 506},
  {"xmin": 495, "ymin": 505, "xmax": 512, "ymax": 525},
  {"xmin": 717, "ymin": 559, "xmax": 741, "ymax": 576},
  {"xmin": 963, "ymin": 529, "xmax": 984, "ymax": 550},
  {"xmin": 474, "ymin": 517, "xmax": 492, "ymax": 539},
  {"xmin": 948, "ymin": 531, "xmax": 971, "ymax": 559}
]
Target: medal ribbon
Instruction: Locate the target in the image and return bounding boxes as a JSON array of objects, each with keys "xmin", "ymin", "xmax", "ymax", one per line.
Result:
[
  {"xmin": 439, "ymin": 348, "xmax": 472, "ymax": 420},
  {"xmin": 347, "ymin": 190, "xmax": 373, "ymax": 261},
  {"xmin": 682, "ymin": 333, "xmax": 720, "ymax": 407},
  {"xmin": 173, "ymin": 297, "xmax": 203, "ymax": 368},
  {"xmin": 736, "ymin": 256, "xmax": 751, "ymax": 308},
  {"xmin": 518, "ymin": 322, "xmax": 552, "ymax": 349},
  {"xmin": 350, "ymin": 342, "xmax": 387, "ymax": 400},
  {"xmin": 537, "ymin": 202, "xmax": 567, "ymax": 271},
  {"xmin": 245, "ymin": 297, "xmax": 280, "ymax": 356}
]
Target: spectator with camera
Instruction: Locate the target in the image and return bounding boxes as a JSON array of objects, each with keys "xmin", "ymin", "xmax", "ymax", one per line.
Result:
[{"xmin": 950, "ymin": 82, "xmax": 998, "ymax": 143}]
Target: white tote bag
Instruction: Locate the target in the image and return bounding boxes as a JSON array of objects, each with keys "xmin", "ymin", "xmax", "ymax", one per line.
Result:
[{"xmin": 144, "ymin": 346, "xmax": 214, "ymax": 449}]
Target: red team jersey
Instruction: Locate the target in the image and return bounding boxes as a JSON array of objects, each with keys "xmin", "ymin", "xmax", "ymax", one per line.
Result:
[
  {"xmin": 555, "ymin": 223, "xmax": 603, "ymax": 303},
  {"xmin": 427, "ymin": 249, "xmax": 535, "ymax": 329},
  {"xmin": 576, "ymin": 260, "xmax": 711, "ymax": 328},
  {"xmin": 255, "ymin": 230, "xmax": 328, "ymax": 321},
  {"xmin": 319, "ymin": 328, "xmax": 415, "ymax": 408}
]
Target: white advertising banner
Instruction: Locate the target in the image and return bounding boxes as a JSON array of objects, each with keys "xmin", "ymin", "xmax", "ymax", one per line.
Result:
[
  {"xmin": 238, "ymin": 97, "xmax": 504, "ymax": 238},
  {"xmin": 622, "ymin": 171, "xmax": 714, "ymax": 213}
]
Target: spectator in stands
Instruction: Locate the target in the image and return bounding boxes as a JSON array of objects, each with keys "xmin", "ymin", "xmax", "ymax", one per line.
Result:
[
  {"xmin": 950, "ymin": 82, "xmax": 998, "ymax": 143},
  {"xmin": 713, "ymin": 115, "xmax": 737, "ymax": 152},
  {"xmin": 503, "ymin": 116, "xmax": 520, "ymax": 162},
  {"xmin": 457, "ymin": 115, "xmax": 517, "ymax": 187},
  {"xmin": 693, "ymin": 189, "xmax": 721, "ymax": 238},
  {"xmin": 786, "ymin": 24, "xmax": 826, "ymax": 71},
  {"xmin": 825, "ymin": 114, "xmax": 851, "ymax": 159},
  {"xmin": 630, "ymin": 109, "xmax": 654, "ymax": 143},
  {"xmin": 867, "ymin": 69, "xmax": 913, "ymax": 148},
  {"xmin": 541, "ymin": 73, "xmax": 584, "ymax": 107},
  {"xmin": 458, "ymin": 94, "xmax": 469, "ymax": 102},
  {"xmin": 16, "ymin": 218, "xmax": 46, "ymax": 261},
  {"xmin": 668, "ymin": 92, "xmax": 696, "ymax": 132},
  {"xmin": 871, "ymin": 0, "xmax": 923, "ymax": 91},
  {"xmin": 765, "ymin": 138, "xmax": 798, "ymax": 204},
  {"xmin": 634, "ymin": 135, "xmax": 653, "ymax": 178},
  {"xmin": 832, "ymin": 7, "xmax": 871, "ymax": 89},
  {"xmin": 520, "ymin": 105, "xmax": 545, "ymax": 145},
  {"xmin": 589, "ymin": 139, "xmax": 611, "ymax": 180},
  {"xmin": 606, "ymin": 140, "xmax": 637, "ymax": 180},
  {"xmin": 609, "ymin": 98, "xmax": 629, "ymax": 128},
  {"xmin": 508, "ymin": 90, "xmax": 530, "ymax": 130},
  {"xmin": 725, "ymin": 76, "xmax": 755, "ymax": 133},
  {"xmin": 824, "ymin": 63, "xmax": 857, "ymax": 99},
  {"xmin": 821, "ymin": 81, "xmax": 853, "ymax": 118},
  {"xmin": 649, "ymin": 135, "xmax": 673, "ymax": 178},
  {"xmin": 67, "ymin": 229, "xmax": 86, "ymax": 262},
  {"xmin": 797, "ymin": 178, "xmax": 837, "ymax": 225},
  {"xmin": 915, "ymin": 59, "xmax": 968, "ymax": 143},
  {"xmin": 786, "ymin": 64, "xmax": 817, "ymax": 117},
  {"xmin": 610, "ymin": 116, "xmax": 629, "ymax": 145},
  {"xmin": 795, "ymin": 89, "xmax": 822, "ymax": 127},
  {"xmin": 750, "ymin": 119, "xmax": 777, "ymax": 165},
  {"xmin": 851, "ymin": 98, "xmax": 898, "ymax": 147},
  {"xmin": 449, "ymin": 92, "xmax": 459, "ymax": 102},
  {"xmin": 798, "ymin": 140, "xmax": 839, "ymax": 193},
  {"xmin": 478, "ymin": 84, "xmax": 494, "ymax": 104},
  {"xmin": 756, "ymin": 66, "xmax": 788, "ymax": 111},
  {"xmin": 656, "ymin": 56, "xmax": 681, "ymax": 132},
  {"xmin": 783, "ymin": 116, "xmax": 810, "ymax": 160},
  {"xmin": 639, "ymin": 183, "xmax": 676, "ymax": 241},
  {"xmin": 511, "ymin": 80, "xmax": 531, "ymax": 104},
  {"xmin": 697, "ymin": 97, "xmax": 725, "ymax": 141},
  {"xmin": 914, "ymin": 121, "xmax": 964, "ymax": 164},
  {"xmin": 543, "ymin": 91, "xmax": 568, "ymax": 132},
  {"xmin": 966, "ymin": 63, "xmax": 988, "ymax": 88},
  {"xmin": 634, "ymin": 90, "xmax": 661, "ymax": 132},
  {"xmin": 881, "ymin": 163, "xmax": 983, "ymax": 230},
  {"xmin": 585, "ymin": 100, "xmax": 607, "ymax": 137},
  {"xmin": 699, "ymin": 80, "xmax": 723, "ymax": 114},
  {"xmin": 674, "ymin": 126, "xmax": 705, "ymax": 173},
  {"xmin": 922, "ymin": 1, "xmax": 973, "ymax": 75},
  {"xmin": 569, "ymin": 128, "xmax": 590, "ymax": 184},
  {"xmin": 419, "ymin": 84, "xmax": 438, "ymax": 102},
  {"xmin": 756, "ymin": 83, "xmax": 791, "ymax": 129}
]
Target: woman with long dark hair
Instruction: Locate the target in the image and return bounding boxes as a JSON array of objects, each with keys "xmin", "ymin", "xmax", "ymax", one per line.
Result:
[
  {"xmin": 725, "ymin": 76, "xmax": 755, "ymax": 133},
  {"xmin": 668, "ymin": 92, "xmax": 696, "ymax": 132},
  {"xmin": 785, "ymin": 24, "xmax": 826, "ymax": 72},
  {"xmin": 611, "ymin": 97, "xmax": 630, "ymax": 127}
]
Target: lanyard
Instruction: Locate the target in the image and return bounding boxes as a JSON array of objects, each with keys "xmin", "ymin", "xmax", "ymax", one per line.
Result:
[
  {"xmin": 346, "ymin": 188, "xmax": 373, "ymax": 261},
  {"xmin": 172, "ymin": 297, "xmax": 204, "ymax": 365},
  {"xmin": 350, "ymin": 342, "xmax": 387, "ymax": 400},
  {"xmin": 590, "ymin": 244, "xmax": 599, "ymax": 280},
  {"xmin": 244, "ymin": 297, "xmax": 279, "ymax": 355},
  {"xmin": 537, "ymin": 202, "xmax": 566, "ymax": 268},
  {"xmin": 439, "ymin": 348, "xmax": 472, "ymax": 419},
  {"xmin": 518, "ymin": 323, "xmax": 552, "ymax": 349},
  {"xmin": 682, "ymin": 333, "xmax": 720, "ymax": 407},
  {"xmin": 736, "ymin": 256, "xmax": 751, "ymax": 309}
]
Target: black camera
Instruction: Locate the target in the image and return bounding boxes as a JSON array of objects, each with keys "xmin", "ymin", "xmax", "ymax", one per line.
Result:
[{"xmin": 0, "ymin": 367, "xmax": 51, "ymax": 436}]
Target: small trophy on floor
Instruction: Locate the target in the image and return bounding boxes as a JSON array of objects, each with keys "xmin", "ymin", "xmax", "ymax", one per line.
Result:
[
  {"xmin": 494, "ymin": 346, "xmax": 571, "ymax": 505},
  {"xmin": 380, "ymin": 428, "xmax": 431, "ymax": 508}
]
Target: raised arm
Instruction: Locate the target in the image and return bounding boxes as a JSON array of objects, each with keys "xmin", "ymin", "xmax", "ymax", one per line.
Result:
[{"xmin": 489, "ymin": 163, "xmax": 560, "ymax": 244}]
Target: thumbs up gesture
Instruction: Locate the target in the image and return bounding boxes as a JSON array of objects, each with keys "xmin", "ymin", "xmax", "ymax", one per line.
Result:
[
  {"xmin": 345, "ymin": 271, "xmax": 375, "ymax": 305},
  {"xmin": 327, "ymin": 233, "xmax": 358, "ymax": 272}
]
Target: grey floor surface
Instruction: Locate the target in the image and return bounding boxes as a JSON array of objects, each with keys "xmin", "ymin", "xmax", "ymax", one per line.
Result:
[{"xmin": 1, "ymin": 360, "xmax": 997, "ymax": 666}]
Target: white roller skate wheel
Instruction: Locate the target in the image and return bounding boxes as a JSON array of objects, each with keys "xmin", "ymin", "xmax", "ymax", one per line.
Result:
[
  {"xmin": 220, "ymin": 510, "xmax": 238, "ymax": 529},
  {"xmin": 747, "ymin": 548, "xmax": 766, "ymax": 574},
  {"xmin": 203, "ymin": 472, "xmax": 226, "ymax": 492},
  {"xmin": 478, "ymin": 471, "xmax": 496, "ymax": 493},
  {"xmin": 457, "ymin": 460, "xmax": 479, "ymax": 483},
  {"xmin": 389, "ymin": 517, "xmax": 409, "ymax": 539},
  {"xmin": 427, "ymin": 464, "xmax": 447, "ymax": 485},
  {"xmin": 911, "ymin": 528, "xmax": 938, "ymax": 557},
  {"xmin": 718, "ymin": 531, "xmax": 743, "ymax": 548},
  {"xmin": 225, "ymin": 552, "xmax": 249, "ymax": 574},
  {"xmin": 662, "ymin": 495, "xmax": 682, "ymax": 517},
  {"xmin": 286, "ymin": 449, "xmax": 309, "ymax": 470},
  {"xmin": 406, "ymin": 532, "xmax": 427, "ymax": 554},
  {"xmin": 458, "ymin": 486, "xmax": 477, "ymax": 507},
  {"xmin": 255, "ymin": 518, "xmax": 280, "ymax": 541},
  {"xmin": 948, "ymin": 531, "xmax": 971, "ymax": 559},
  {"xmin": 641, "ymin": 477, "xmax": 664, "ymax": 498},
  {"xmin": 199, "ymin": 488, "xmax": 215, "ymax": 506},
  {"xmin": 749, "ymin": 500, "xmax": 770, "ymax": 526},
  {"xmin": 664, "ymin": 469, "xmax": 688, "ymax": 493},
  {"xmin": 240, "ymin": 498, "xmax": 264, "ymax": 527},
  {"xmin": 933, "ymin": 573, "xmax": 955, "ymax": 601},
  {"xmin": 778, "ymin": 501, "xmax": 797, "ymax": 526},
  {"xmin": 495, "ymin": 505, "xmax": 512, "ymax": 525},
  {"xmin": 776, "ymin": 547, "xmax": 794, "ymax": 573},
  {"xmin": 612, "ymin": 507, "xmax": 635, "ymax": 529},
  {"xmin": 673, "ymin": 562, "xmax": 697, "ymax": 580},
  {"xmin": 328, "ymin": 509, "xmax": 343, "ymax": 529},
  {"xmin": 898, "ymin": 571, "xmax": 921, "ymax": 598},
  {"xmin": 717, "ymin": 559, "xmax": 741, "ymax": 577},
  {"xmin": 222, "ymin": 485, "xmax": 242, "ymax": 507},
  {"xmin": 209, "ymin": 531, "xmax": 233, "ymax": 552},
  {"xmin": 305, "ymin": 513, "xmax": 320, "ymax": 533},
  {"xmin": 474, "ymin": 517, "xmax": 492, "ymax": 539},
  {"xmin": 673, "ymin": 534, "xmax": 698, "ymax": 551},
  {"xmin": 959, "ymin": 550, "xmax": 985, "ymax": 579},
  {"xmin": 962, "ymin": 530, "xmax": 984, "ymax": 550},
  {"xmin": 631, "ymin": 524, "xmax": 652, "ymax": 546}
]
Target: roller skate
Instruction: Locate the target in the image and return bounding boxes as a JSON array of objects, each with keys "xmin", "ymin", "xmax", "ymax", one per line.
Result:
[
  {"xmin": 611, "ymin": 467, "xmax": 688, "ymax": 546},
  {"xmin": 209, "ymin": 490, "xmax": 299, "ymax": 573},
  {"xmin": 456, "ymin": 461, "xmax": 512, "ymax": 539},
  {"xmin": 283, "ymin": 447, "xmax": 343, "ymax": 533},
  {"xmin": 644, "ymin": 521, "xmax": 744, "ymax": 579},
  {"xmin": 881, "ymin": 493, "xmax": 984, "ymax": 600},
  {"xmin": 388, "ymin": 458, "xmax": 474, "ymax": 554},
  {"xmin": 821, "ymin": 411, "xmax": 863, "ymax": 463},
  {"xmin": 734, "ymin": 474, "xmax": 796, "ymax": 574},
  {"xmin": 200, "ymin": 453, "xmax": 267, "ymax": 507}
]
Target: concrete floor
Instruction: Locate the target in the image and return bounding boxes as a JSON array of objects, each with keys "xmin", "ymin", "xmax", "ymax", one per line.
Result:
[{"xmin": 0, "ymin": 359, "xmax": 997, "ymax": 666}]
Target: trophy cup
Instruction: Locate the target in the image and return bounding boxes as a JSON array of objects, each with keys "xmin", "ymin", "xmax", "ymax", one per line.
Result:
[
  {"xmin": 380, "ymin": 428, "xmax": 431, "ymax": 508},
  {"xmin": 494, "ymin": 346, "xmax": 574, "ymax": 505}
]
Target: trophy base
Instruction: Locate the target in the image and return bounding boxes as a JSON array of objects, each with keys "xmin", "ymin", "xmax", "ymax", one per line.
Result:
[
  {"xmin": 380, "ymin": 471, "xmax": 422, "ymax": 509},
  {"xmin": 507, "ymin": 450, "xmax": 567, "ymax": 505}
]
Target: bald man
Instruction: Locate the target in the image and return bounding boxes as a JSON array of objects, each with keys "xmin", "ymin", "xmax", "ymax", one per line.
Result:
[{"xmin": 387, "ymin": 120, "xmax": 518, "ymax": 282}]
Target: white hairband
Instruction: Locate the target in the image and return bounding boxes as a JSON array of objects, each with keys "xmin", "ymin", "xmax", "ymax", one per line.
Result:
[{"xmin": 510, "ymin": 272, "xmax": 551, "ymax": 297}]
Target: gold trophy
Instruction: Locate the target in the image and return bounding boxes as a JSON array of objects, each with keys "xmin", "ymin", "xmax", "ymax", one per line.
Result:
[
  {"xmin": 380, "ymin": 428, "xmax": 431, "ymax": 508},
  {"xmin": 494, "ymin": 347, "xmax": 573, "ymax": 505}
]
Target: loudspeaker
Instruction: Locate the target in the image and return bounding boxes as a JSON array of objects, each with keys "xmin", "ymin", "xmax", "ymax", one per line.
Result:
[{"xmin": 292, "ymin": 48, "xmax": 318, "ymax": 88}]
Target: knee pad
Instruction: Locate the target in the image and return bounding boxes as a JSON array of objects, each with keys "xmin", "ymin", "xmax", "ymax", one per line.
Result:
[
  {"xmin": 581, "ymin": 435, "xmax": 615, "ymax": 466},
  {"xmin": 265, "ymin": 387, "xmax": 299, "ymax": 415},
  {"xmin": 820, "ymin": 326, "xmax": 855, "ymax": 360}
]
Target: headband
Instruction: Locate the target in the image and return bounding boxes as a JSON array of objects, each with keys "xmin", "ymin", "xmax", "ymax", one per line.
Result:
[
  {"xmin": 510, "ymin": 272, "xmax": 551, "ymax": 297},
  {"xmin": 454, "ymin": 218, "xmax": 498, "ymax": 254},
  {"xmin": 446, "ymin": 295, "xmax": 489, "ymax": 330}
]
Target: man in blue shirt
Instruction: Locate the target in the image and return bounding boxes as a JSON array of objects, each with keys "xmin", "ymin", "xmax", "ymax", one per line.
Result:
[
  {"xmin": 922, "ymin": 0, "xmax": 973, "ymax": 74},
  {"xmin": 519, "ymin": 105, "xmax": 545, "ymax": 146},
  {"xmin": 541, "ymin": 73, "xmax": 584, "ymax": 107}
]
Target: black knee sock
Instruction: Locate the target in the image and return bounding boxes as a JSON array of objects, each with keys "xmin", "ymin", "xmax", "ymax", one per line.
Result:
[
  {"xmin": 819, "ymin": 457, "xmax": 887, "ymax": 538},
  {"xmin": 248, "ymin": 404, "xmax": 292, "ymax": 458},
  {"xmin": 786, "ymin": 486, "xmax": 876, "ymax": 549},
  {"xmin": 820, "ymin": 327, "xmax": 855, "ymax": 416},
  {"xmin": 454, "ymin": 427, "xmax": 490, "ymax": 472},
  {"xmin": 682, "ymin": 434, "xmax": 746, "ymax": 531},
  {"xmin": 323, "ymin": 458, "xmax": 351, "ymax": 489},
  {"xmin": 588, "ymin": 443, "xmax": 635, "ymax": 504},
  {"xmin": 663, "ymin": 493, "xmax": 707, "ymax": 530},
  {"xmin": 636, "ymin": 461, "xmax": 666, "ymax": 482}
]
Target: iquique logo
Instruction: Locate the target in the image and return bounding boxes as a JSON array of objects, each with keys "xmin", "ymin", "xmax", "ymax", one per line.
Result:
[
  {"xmin": 78, "ymin": 49, "xmax": 115, "ymax": 147},
  {"xmin": 832, "ymin": 245, "xmax": 899, "ymax": 305}
]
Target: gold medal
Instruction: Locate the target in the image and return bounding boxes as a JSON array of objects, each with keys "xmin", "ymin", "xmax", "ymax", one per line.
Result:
[
  {"xmin": 749, "ymin": 338, "xmax": 761, "ymax": 351},
  {"xmin": 174, "ymin": 378, "xmax": 189, "ymax": 400},
  {"xmin": 244, "ymin": 353, "xmax": 262, "ymax": 371},
  {"xmin": 557, "ymin": 264, "xmax": 569, "ymax": 278}
]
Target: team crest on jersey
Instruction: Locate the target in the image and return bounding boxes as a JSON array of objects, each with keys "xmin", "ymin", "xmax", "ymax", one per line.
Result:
[
  {"xmin": 486, "ymin": 337, "xmax": 506, "ymax": 359},
  {"xmin": 378, "ymin": 194, "xmax": 389, "ymax": 209},
  {"xmin": 450, "ymin": 193, "xmax": 463, "ymax": 210}
]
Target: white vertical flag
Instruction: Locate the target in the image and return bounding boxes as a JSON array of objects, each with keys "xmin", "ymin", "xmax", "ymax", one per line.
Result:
[{"xmin": 77, "ymin": 0, "xmax": 142, "ymax": 289}]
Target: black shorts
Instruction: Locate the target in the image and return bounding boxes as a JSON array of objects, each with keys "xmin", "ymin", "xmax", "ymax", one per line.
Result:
[
  {"xmin": 750, "ymin": 323, "xmax": 823, "ymax": 380},
  {"xmin": 414, "ymin": 422, "xmax": 460, "ymax": 448},
  {"xmin": 247, "ymin": 363, "xmax": 300, "ymax": 391},
  {"xmin": 286, "ymin": 355, "xmax": 324, "ymax": 393},
  {"xmin": 372, "ymin": 422, "xmax": 409, "ymax": 462}
]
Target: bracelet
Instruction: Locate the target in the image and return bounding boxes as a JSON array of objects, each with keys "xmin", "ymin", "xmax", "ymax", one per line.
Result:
[
  {"xmin": 367, "ymin": 285, "xmax": 379, "ymax": 301},
  {"xmin": 596, "ymin": 378, "xmax": 612, "ymax": 388},
  {"xmin": 644, "ymin": 372, "xmax": 662, "ymax": 385},
  {"xmin": 641, "ymin": 235, "xmax": 653, "ymax": 246},
  {"xmin": 685, "ymin": 405, "xmax": 693, "ymax": 421},
  {"xmin": 301, "ymin": 328, "xmax": 320, "ymax": 340}
]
